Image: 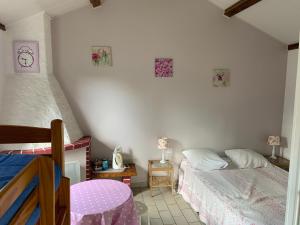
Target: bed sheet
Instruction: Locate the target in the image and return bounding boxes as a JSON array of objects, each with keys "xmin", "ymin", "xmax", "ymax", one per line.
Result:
[{"xmin": 178, "ymin": 158, "xmax": 288, "ymax": 225}]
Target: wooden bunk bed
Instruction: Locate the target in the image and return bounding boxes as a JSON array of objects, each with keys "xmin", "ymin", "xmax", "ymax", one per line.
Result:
[{"xmin": 0, "ymin": 119, "xmax": 70, "ymax": 225}]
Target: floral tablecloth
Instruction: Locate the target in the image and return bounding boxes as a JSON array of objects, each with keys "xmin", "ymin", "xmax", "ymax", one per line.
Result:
[{"xmin": 71, "ymin": 179, "xmax": 138, "ymax": 225}]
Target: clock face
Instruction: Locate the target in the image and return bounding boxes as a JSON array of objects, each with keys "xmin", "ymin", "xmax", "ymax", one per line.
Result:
[
  {"xmin": 18, "ymin": 52, "xmax": 34, "ymax": 67},
  {"xmin": 13, "ymin": 41, "xmax": 40, "ymax": 73}
]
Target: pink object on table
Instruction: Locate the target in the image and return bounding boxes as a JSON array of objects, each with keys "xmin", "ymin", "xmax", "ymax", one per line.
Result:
[{"xmin": 71, "ymin": 179, "xmax": 139, "ymax": 225}]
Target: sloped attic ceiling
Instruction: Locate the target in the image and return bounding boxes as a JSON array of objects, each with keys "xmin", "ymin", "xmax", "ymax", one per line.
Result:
[
  {"xmin": 209, "ymin": 0, "xmax": 300, "ymax": 44},
  {"xmin": 0, "ymin": 0, "xmax": 89, "ymax": 24},
  {"xmin": 0, "ymin": 0, "xmax": 299, "ymax": 44}
]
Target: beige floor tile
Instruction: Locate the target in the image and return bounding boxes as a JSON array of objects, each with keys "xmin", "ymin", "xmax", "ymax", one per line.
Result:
[
  {"xmin": 176, "ymin": 199, "xmax": 191, "ymax": 210},
  {"xmin": 153, "ymin": 194, "xmax": 164, "ymax": 200},
  {"xmin": 148, "ymin": 205, "xmax": 159, "ymax": 210},
  {"xmin": 141, "ymin": 215, "xmax": 150, "ymax": 225},
  {"xmin": 148, "ymin": 205, "xmax": 161, "ymax": 219},
  {"xmin": 155, "ymin": 199, "xmax": 169, "ymax": 211},
  {"xmin": 164, "ymin": 195, "xmax": 176, "ymax": 204},
  {"xmin": 159, "ymin": 210, "xmax": 175, "ymax": 224},
  {"xmin": 162, "ymin": 191, "xmax": 174, "ymax": 197},
  {"xmin": 160, "ymin": 187, "xmax": 172, "ymax": 194},
  {"xmin": 182, "ymin": 209, "xmax": 199, "ymax": 223},
  {"xmin": 144, "ymin": 196, "xmax": 156, "ymax": 206},
  {"xmin": 132, "ymin": 187, "xmax": 205, "ymax": 225},
  {"xmin": 151, "ymin": 189, "xmax": 162, "ymax": 196},
  {"xmin": 150, "ymin": 218, "xmax": 164, "ymax": 225},
  {"xmin": 134, "ymin": 193, "xmax": 144, "ymax": 201},
  {"xmin": 174, "ymin": 195, "xmax": 183, "ymax": 200},
  {"xmin": 189, "ymin": 222, "xmax": 205, "ymax": 225},
  {"xmin": 168, "ymin": 204, "xmax": 183, "ymax": 217},
  {"xmin": 143, "ymin": 189, "xmax": 153, "ymax": 197},
  {"xmin": 173, "ymin": 216, "xmax": 189, "ymax": 225}
]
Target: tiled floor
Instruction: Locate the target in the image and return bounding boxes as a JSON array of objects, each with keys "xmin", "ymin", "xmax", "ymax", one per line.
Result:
[{"xmin": 133, "ymin": 187, "xmax": 205, "ymax": 225}]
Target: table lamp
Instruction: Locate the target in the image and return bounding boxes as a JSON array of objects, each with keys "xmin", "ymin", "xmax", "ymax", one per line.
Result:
[
  {"xmin": 158, "ymin": 137, "xmax": 168, "ymax": 164},
  {"xmin": 267, "ymin": 136, "xmax": 281, "ymax": 160}
]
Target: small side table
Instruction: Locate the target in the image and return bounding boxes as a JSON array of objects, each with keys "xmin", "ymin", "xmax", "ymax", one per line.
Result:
[
  {"xmin": 148, "ymin": 160, "xmax": 174, "ymax": 196},
  {"xmin": 93, "ymin": 163, "xmax": 137, "ymax": 187},
  {"xmin": 266, "ymin": 156, "xmax": 290, "ymax": 171}
]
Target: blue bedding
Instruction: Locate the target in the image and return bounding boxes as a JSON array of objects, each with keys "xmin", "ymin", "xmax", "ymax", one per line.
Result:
[{"xmin": 0, "ymin": 154, "xmax": 62, "ymax": 225}]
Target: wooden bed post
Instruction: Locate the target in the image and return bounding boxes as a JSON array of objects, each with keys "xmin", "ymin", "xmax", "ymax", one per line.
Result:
[
  {"xmin": 51, "ymin": 119, "xmax": 65, "ymax": 176},
  {"xmin": 57, "ymin": 177, "xmax": 70, "ymax": 225},
  {"xmin": 51, "ymin": 119, "xmax": 70, "ymax": 225},
  {"xmin": 39, "ymin": 157, "xmax": 55, "ymax": 225}
]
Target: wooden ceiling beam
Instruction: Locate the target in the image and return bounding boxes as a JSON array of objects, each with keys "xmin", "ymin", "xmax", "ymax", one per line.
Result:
[
  {"xmin": 90, "ymin": 0, "xmax": 101, "ymax": 8},
  {"xmin": 224, "ymin": 0, "xmax": 262, "ymax": 17},
  {"xmin": 0, "ymin": 23, "xmax": 6, "ymax": 31},
  {"xmin": 288, "ymin": 43, "xmax": 299, "ymax": 51}
]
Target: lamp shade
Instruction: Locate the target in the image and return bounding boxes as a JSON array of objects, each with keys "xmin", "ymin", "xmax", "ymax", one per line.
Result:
[
  {"xmin": 267, "ymin": 136, "xmax": 281, "ymax": 146},
  {"xmin": 158, "ymin": 137, "xmax": 168, "ymax": 150}
]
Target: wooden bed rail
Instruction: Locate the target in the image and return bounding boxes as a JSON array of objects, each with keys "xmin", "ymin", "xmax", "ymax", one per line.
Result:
[
  {"xmin": 5, "ymin": 157, "xmax": 55, "ymax": 225},
  {"xmin": 0, "ymin": 158, "xmax": 38, "ymax": 218},
  {"xmin": 9, "ymin": 188, "xmax": 39, "ymax": 224},
  {"xmin": 0, "ymin": 119, "xmax": 65, "ymax": 175},
  {"xmin": 0, "ymin": 119, "xmax": 68, "ymax": 225},
  {"xmin": 0, "ymin": 126, "xmax": 51, "ymax": 144}
]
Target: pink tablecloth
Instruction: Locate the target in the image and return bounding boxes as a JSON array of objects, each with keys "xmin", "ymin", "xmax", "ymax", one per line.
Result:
[{"xmin": 71, "ymin": 179, "xmax": 138, "ymax": 225}]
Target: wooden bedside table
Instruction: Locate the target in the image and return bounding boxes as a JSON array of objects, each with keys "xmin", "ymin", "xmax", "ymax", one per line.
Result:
[
  {"xmin": 148, "ymin": 160, "xmax": 174, "ymax": 196},
  {"xmin": 266, "ymin": 156, "xmax": 290, "ymax": 171},
  {"xmin": 93, "ymin": 163, "xmax": 137, "ymax": 187}
]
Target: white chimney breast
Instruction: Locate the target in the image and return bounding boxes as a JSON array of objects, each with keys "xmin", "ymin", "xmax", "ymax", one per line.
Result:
[{"xmin": 0, "ymin": 12, "xmax": 83, "ymax": 150}]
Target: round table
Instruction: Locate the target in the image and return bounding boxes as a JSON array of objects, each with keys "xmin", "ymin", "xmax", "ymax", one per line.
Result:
[{"xmin": 71, "ymin": 179, "xmax": 138, "ymax": 225}]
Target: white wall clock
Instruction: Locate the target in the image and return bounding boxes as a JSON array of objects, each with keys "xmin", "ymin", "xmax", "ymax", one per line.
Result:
[{"xmin": 13, "ymin": 40, "xmax": 40, "ymax": 73}]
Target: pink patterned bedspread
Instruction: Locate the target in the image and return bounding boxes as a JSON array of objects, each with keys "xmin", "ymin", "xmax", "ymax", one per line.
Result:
[{"xmin": 178, "ymin": 159, "xmax": 288, "ymax": 225}]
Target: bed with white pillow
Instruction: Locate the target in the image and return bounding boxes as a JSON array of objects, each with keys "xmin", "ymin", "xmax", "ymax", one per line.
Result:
[{"xmin": 178, "ymin": 149, "xmax": 288, "ymax": 225}]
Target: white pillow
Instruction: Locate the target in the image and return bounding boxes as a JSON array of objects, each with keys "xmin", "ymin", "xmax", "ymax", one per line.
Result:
[
  {"xmin": 225, "ymin": 149, "xmax": 269, "ymax": 169},
  {"xmin": 182, "ymin": 149, "xmax": 228, "ymax": 171}
]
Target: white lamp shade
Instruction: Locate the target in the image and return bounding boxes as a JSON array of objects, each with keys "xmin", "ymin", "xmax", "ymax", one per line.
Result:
[
  {"xmin": 267, "ymin": 136, "xmax": 281, "ymax": 146},
  {"xmin": 158, "ymin": 137, "xmax": 168, "ymax": 150}
]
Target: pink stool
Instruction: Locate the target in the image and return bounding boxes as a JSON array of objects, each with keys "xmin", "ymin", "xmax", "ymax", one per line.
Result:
[{"xmin": 71, "ymin": 179, "xmax": 139, "ymax": 225}]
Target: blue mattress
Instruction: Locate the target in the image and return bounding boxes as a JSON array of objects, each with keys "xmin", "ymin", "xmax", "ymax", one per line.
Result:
[{"xmin": 0, "ymin": 154, "xmax": 62, "ymax": 225}]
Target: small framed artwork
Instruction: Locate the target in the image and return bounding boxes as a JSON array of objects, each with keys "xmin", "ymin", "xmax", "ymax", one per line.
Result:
[
  {"xmin": 13, "ymin": 40, "xmax": 40, "ymax": 73},
  {"xmin": 213, "ymin": 69, "xmax": 230, "ymax": 87},
  {"xmin": 155, "ymin": 58, "xmax": 173, "ymax": 78},
  {"xmin": 91, "ymin": 46, "xmax": 112, "ymax": 66}
]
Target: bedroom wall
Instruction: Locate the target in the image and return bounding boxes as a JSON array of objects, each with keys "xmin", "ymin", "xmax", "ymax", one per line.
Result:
[
  {"xmin": 0, "ymin": 31, "xmax": 4, "ymax": 106},
  {"xmin": 0, "ymin": 12, "xmax": 83, "ymax": 150},
  {"xmin": 281, "ymin": 49, "xmax": 299, "ymax": 159},
  {"xmin": 52, "ymin": 0, "xmax": 287, "ymax": 185}
]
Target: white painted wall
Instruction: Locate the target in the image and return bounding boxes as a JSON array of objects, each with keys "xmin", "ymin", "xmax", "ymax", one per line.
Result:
[
  {"xmin": 281, "ymin": 50, "xmax": 298, "ymax": 159},
  {"xmin": 0, "ymin": 12, "xmax": 83, "ymax": 150},
  {"xmin": 52, "ymin": 0, "xmax": 287, "ymax": 184},
  {"xmin": 284, "ymin": 34, "xmax": 300, "ymax": 225},
  {"xmin": 0, "ymin": 31, "xmax": 4, "ymax": 106}
]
